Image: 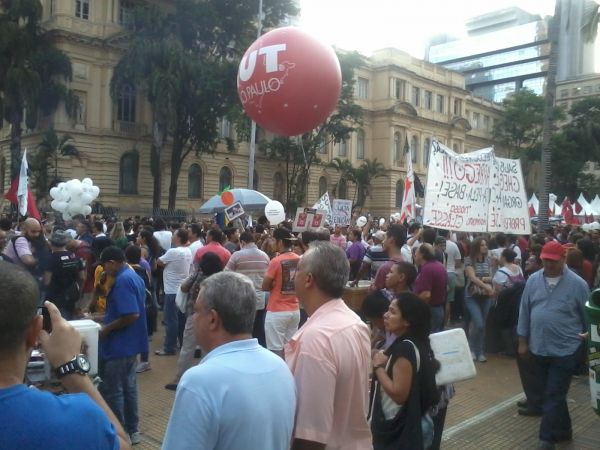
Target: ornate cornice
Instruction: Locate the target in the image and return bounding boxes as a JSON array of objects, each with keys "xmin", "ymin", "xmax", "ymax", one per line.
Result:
[{"xmin": 449, "ymin": 117, "xmax": 472, "ymax": 132}]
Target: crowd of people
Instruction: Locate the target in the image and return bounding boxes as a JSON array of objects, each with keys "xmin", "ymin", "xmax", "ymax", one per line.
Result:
[{"xmin": 0, "ymin": 210, "xmax": 593, "ymax": 450}]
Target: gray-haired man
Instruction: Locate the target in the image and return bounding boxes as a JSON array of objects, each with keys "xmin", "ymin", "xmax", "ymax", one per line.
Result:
[{"xmin": 163, "ymin": 272, "xmax": 296, "ymax": 450}]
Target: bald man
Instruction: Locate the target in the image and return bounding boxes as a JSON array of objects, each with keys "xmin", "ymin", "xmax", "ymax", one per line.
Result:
[{"xmin": 4, "ymin": 218, "xmax": 41, "ymax": 270}]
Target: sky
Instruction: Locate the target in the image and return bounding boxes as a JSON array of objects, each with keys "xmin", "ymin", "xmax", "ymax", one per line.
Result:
[{"xmin": 299, "ymin": 0, "xmax": 559, "ymax": 59}]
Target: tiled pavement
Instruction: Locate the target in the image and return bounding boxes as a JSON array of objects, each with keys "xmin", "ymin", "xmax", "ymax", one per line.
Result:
[{"xmin": 133, "ymin": 317, "xmax": 600, "ymax": 449}]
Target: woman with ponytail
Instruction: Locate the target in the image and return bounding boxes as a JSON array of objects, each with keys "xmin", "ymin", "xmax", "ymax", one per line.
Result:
[{"xmin": 368, "ymin": 292, "xmax": 441, "ymax": 450}]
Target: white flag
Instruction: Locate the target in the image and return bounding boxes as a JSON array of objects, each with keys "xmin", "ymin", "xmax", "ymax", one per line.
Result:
[
  {"xmin": 312, "ymin": 192, "xmax": 333, "ymax": 226},
  {"xmin": 17, "ymin": 150, "xmax": 29, "ymax": 217},
  {"xmin": 399, "ymin": 148, "xmax": 415, "ymax": 223}
]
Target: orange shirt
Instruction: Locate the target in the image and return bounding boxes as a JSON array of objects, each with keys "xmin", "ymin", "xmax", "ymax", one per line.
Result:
[
  {"xmin": 285, "ymin": 299, "xmax": 372, "ymax": 449},
  {"xmin": 265, "ymin": 252, "xmax": 300, "ymax": 312}
]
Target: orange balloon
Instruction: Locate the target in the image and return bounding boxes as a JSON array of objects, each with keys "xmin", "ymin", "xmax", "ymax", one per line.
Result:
[{"xmin": 221, "ymin": 191, "xmax": 234, "ymax": 206}]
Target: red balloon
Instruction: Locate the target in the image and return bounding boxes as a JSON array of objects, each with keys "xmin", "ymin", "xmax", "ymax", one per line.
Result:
[
  {"xmin": 237, "ymin": 27, "xmax": 342, "ymax": 137},
  {"xmin": 221, "ymin": 191, "xmax": 234, "ymax": 206}
]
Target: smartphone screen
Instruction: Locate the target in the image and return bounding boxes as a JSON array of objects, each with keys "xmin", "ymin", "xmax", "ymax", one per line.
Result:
[{"xmin": 38, "ymin": 306, "xmax": 52, "ymax": 333}]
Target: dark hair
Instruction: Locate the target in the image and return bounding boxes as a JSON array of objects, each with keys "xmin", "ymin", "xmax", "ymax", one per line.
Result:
[
  {"xmin": 72, "ymin": 214, "xmax": 85, "ymax": 221},
  {"xmin": 501, "ymin": 248, "xmax": 517, "ymax": 263},
  {"xmin": 139, "ymin": 229, "xmax": 161, "ymax": 260},
  {"xmin": 125, "ymin": 245, "xmax": 142, "ymax": 265},
  {"xmin": 530, "ymin": 234, "xmax": 546, "ymax": 247},
  {"xmin": 123, "ymin": 220, "xmax": 133, "ymax": 232},
  {"xmin": 273, "ymin": 227, "xmax": 294, "ymax": 248},
  {"xmin": 176, "ymin": 228, "xmax": 189, "ymax": 244},
  {"xmin": 316, "ymin": 231, "xmax": 330, "ymax": 241},
  {"xmin": 154, "ymin": 218, "xmax": 167, "ymax": 231},
  {"xmin": 0, "ymin": 262, "xmax": 40, "ymax": 353},
  {"xmin": 200, "ymin": 252, "xmax": 224, "ymax": 276},
  {"xmin": 418, "ymin": 244, "xmax": 436, "ymax": 262},
  {"xmin": 208, "ymin": 228, "xmax": 223, "ymax": 243},
  {"xmin": 386, "ymin": 224, "xmax": 407, "ymax": 248},
  {"xmin": 90, "ymin": 236, "xmax": 115, "ymax": 257},
  {"xmin": 0, "ymin": 218, "xmax": 11, "ymax": 232},
  {"xmin": 361, "ymin": 290, "xmax": 390, "ymax": 319},
  {"xmin": 170, "ymin": 223, "xmax": 181, "ymax": 231},
  {"xmin": 566, "ymin": 248, "xmax": 584, "ymax": 270},
  {"xmin": 189, "ymin": 223, "xmax": 202, "ymax": 237},
  {"xmin": 469, "ymin": 236, "xmax": 488, "ymax": 261},
  {"xmin": 395, "ymin": 261, "xmax": 417, "ymax": 286},
  {"xmin": 530, "ymin": 243, "xmax": 543, "ymax": 257},
  {"xmin": 495, "ymin": 233, "xmax": 507, "ymax": 247},
  {"xmin": 258, "ymin": 215, "xmax": 269, "ymax": 225},
  {"xmin": 255, "ymin": 224, "xmax": 265, "ymax": 234},
  {"xmin": 408, "ymin": 223, "xmax": 421, "ymax": 234},
  {"xmin": 506, "ymin": 234, "xmax": 517, "ymax": 245},
  {"xmin": 301, "ymin": 231, "xmax": 318, "ymax": 248},
  {"xmin": 78, "ymin": 220, "xmax": 92, "ymax": 233},
  {"xmin": 93, "ymin": 221, "xmax": 104, "ymax": 233},
  {"xmin": 422, "ymin": 228, "xmax": 437, "ymax": 245},
  {"xmin": 438, "ymin": 229, "xmax": 450, "ymax": 239},
  {"xmin": 224, "ymin": 227, "xmax": 238, "ymax": 239},
  {"xmin": 576, "ymin": 239, "xmax": 595, "ymax": 262},
  {"xmin": 239, "ymin": 232, "xmax": 255, "ymax": 243},
  {"xmin": 350, "ymin": 229, "xmax": 362, "ymax": 240},
  {"xmin": 545, "ymin": 228, "xmax": 555, "ymax": 236}
]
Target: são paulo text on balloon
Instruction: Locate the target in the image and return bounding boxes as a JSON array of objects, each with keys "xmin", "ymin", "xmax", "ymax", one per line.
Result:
[
  {"xmin": 264, "ymin": 200, "xmax": 286, "ymax": 226},
  {"xmin": 50, "ymin": 178, "xmax": 100, "ymax": 220},
  {"xmin": 237, "ymin": 27, "xmax": 342, "ymax": 137}
]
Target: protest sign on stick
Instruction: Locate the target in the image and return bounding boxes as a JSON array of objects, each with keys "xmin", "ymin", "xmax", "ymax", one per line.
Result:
[{"xmin": 332, "ymin": 199, "xmax": 353, "ymax": 226}]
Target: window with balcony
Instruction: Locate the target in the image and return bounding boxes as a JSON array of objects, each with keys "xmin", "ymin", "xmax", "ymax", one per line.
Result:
[
  {"xmin": 423, "ymin": 138, "xmax": 431, "ymax": 166},
  {"xmin": 559, "ymin": 102, "xmax": 569, "ymax": 109},
  {"xmin": 424, "ymin": 91, "xmax": 432, "ymax": 109},
  {"xmin": 219, "ymin": 167, "xmax": 233, "ymax": 192},
  {"xmin": 411, "ymin": 135, "xmax": 418, "ymax": 163},
  {"xmin": 273, "ymin": 172, "xmax": 284, "ymax": 201},
  {"xmin": 119, "ymin": 153, "xmax": 138, "ymax": 195},
  {"xmin": 483, "ymin": 115, "xmax": 490, "ymax": 131},
  {"xmin": 75, "ymin": 0, "xmax": 90, "ymax": 20},
  {"xmin": 357, "ymin": 78, "xmax": 369, "ymax": 99},
  {"xmin": 412, "ymin": 87, "xmax": 420, "ymax": 107},
  {"xmin": 472, "ymin": 112, "xmax": 480, "ymax": 129},
  {"xmin": 318, "ymin": 135, "xmax": 327, "ymax": 154},
  {"xmin": 572, "ymin": 87, "xmax": 581, "ymax": 95},
  {"xmin": 465, "ymin": 109, "xmax": 470, "ymax": 122},
  {"xmin": 395, "ymin": 180, "xmax": 404, "ymax": 208},
  {"xmin": 188, "ymin": 164, "xmax": 202, "ymax": 198},
  {"xmin": 453, "ymin": 98, "xmax": 462, "ymax": 115},
  {"xmin": 117, "ymin": 85, "xmax": 136, "ymax": 123},
  {"xmin": 394, "ymin": 79, "xmax": 405, "ymax": 100},
  {"xmin": 357, "ymin": 131, "xmax": 365, "ymax": 159},
  {"xmin": 437, "ymin": 95, "xmax": 444, "ymax": 113},
  {"xmin": 584, "ymin": 85, "xmax": 592, "ymax": 94},
  {"xmin": 393, "ymin": 132, "xmax": 401, "ymax": 161},
  {"xmin": 338, "ymin": 139, "xmax": 347, "ymax": 157},
  {"xmin": 219, "ymin": 117, "xmax": 231, "ymax": 139},
  {"xmin": 319, "ymin": 177, "xmax": 328, "ymax": 197},
  {"xmin": 119, "ymin": 1, "xmax": 134, "ymax": 27},
  {"xmin": 560, "ymin": 89, "xmax": 569, "ymax": 98},
  {"xmin": 453, "ymin": 143, "xmax": 460, "ymax": 153}
]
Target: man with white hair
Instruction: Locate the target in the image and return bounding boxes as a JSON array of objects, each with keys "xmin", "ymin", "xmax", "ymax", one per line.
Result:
[
  {"xmin": 287, "ymin": 241, "xmax": 372, "ymax": 449},
  {"xmin": 163, "ymin": 272, "xmax": 296, "ymax": 450}
]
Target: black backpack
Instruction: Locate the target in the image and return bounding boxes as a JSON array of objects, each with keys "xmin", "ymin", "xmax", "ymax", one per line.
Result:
[{"xmin": 494, "ymin": 281, "xmax": 526, "ymax": 329}]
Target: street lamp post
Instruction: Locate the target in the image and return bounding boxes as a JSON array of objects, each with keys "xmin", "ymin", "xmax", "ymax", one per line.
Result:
[{"xmin": 247, "ymin": 0, "xmax": 263, "ymax": 191}]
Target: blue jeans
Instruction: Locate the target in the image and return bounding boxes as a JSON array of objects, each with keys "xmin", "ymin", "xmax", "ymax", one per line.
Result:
[
  {"xmin": 163, "ymin": 293, "xmax": 179, "ymax": 354},
  {"xmin": 430, "ymin": 305, "xmax": 445, "ymax": 333},
  {"xmin": 532, "ymin": 351, "xmax": 580, "ymax": 444},
  {"xmin": 98, "ymin": 356, "xmax": 139, "ymax": 434},
  {"xmin": 464, "ymin": 293, "xmax": 494, "ymax": 357}
]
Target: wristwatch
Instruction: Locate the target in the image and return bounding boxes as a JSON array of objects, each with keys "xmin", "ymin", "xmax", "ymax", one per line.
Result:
[{"xmin": 54, "ymin": 354, "xmax": 91, "ymax": 379}]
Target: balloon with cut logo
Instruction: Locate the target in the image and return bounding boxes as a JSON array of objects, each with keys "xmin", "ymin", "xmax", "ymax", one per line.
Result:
[
  {"xmin": 237, "ymin": 27, "xmax": 342, "ymax": 137},
  {"xmin": 264, "ymin": 200, "xmax": 286, "ymax": 225},
  {"xmin": 221, "ymin": 191, "xmax": 234, "ymax": 206}
]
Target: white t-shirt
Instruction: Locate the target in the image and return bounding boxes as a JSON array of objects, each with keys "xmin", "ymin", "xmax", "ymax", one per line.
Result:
[
  {"xmin": 95, "ymin": 233, "xmax": 106, "ymax": 238},
  {"xmin": 510, "ymin": 244, "xmax": 522, "ymax": 262},
  {"xmin": 401, "ymin": 244, "xmax": 413, "ymax": 263},
  {"xmin": 444, "ymin": 240, "xmax": 461, "ymax": 273},
  {"xmin": 545, "ymin": 275, "xmax": 562, "ymax": 291},
  {"xmin": 188, "ymin": 240, "xmax": 204, "ymax": 272},
  {"xmin": 160, "ymin": 247, "xmax": 193, "ymax": 294},
  {"xmin": 154, "ymin": 230, "xmax": 173, "ymax": 252}
]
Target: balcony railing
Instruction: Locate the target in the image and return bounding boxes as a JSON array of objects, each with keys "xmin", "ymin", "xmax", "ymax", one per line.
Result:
[{"xmin": 113, "ymin": 121, "xmax": 147, "ymax": 136}]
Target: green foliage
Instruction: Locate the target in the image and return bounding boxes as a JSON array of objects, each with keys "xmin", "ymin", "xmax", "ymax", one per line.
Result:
[
  {"xmin": 111, "ymin": 0, "xmax": 299, "ymax": 209},
  {"xmin": 0, "ymin": 0, "xmax": 77, "ymax": 179},
  {"xmin": 353, "ymin": 158, "xmax": 388, "ymax": 207},
  {"xmin": 581, "ymin": 2, "xmax": 600, "ymax": 44},
  {"xmin": 549, "ymin": 133, "xmax": 584, "ymax": 199},
  {"xmin": 260, "ymin": 51, "xmax": 365, "ymax": 211},
  {"xmin": 577, "ymin": 172, "xmax": 600, "ymax": 200}
]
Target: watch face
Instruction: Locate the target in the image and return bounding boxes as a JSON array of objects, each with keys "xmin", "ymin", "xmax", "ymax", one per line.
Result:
[{"xmin": 77, "ymin": 355, "xmax": 91, "ymax": 372}]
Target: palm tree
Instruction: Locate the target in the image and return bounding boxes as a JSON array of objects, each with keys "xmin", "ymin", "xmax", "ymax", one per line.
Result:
[
  {"xmin": 327, "ymin": 157, "xmax": 356, "ymax": 198},
  {"xmin": 353, "ymin": 158, "xmax": 389, "ymax": 208},
  {"xmin": 0, "ymin": 0, "xmax": 78, "ymax": 180}
]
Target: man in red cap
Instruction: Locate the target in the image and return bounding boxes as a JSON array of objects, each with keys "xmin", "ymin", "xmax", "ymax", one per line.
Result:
[{"xmin": 517, "ymin": 241, "xmax": 589, "ymax": 450}]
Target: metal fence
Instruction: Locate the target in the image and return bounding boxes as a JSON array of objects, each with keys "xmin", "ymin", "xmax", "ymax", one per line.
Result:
[{"xmin": 90, "ymin": 206, "xmax": 206, "ymax": 222}]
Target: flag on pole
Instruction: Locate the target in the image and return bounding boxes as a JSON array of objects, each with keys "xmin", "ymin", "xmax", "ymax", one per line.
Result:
[
  {"xmin": 399, "ymin": 148, "xmax": 415, "ymax": 223},
  {"xmin": 5, "ymin": 150, "xmax": 40, "ymax": 220}
]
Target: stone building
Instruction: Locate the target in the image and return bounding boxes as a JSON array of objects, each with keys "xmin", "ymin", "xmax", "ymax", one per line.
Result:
[{"xmin": 0, "ymin": 0, "xmax": 507, "ymax": 217}]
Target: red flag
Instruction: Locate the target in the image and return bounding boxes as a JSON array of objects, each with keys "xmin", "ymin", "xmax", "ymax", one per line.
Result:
[
  {"xmin": 588, "ymin": 214, "xmax": 594, "ymax": 224},
  {"xmin": 574, "ymin": 201, "xmax": 582, "ymax": 215},
  {"xmin": 5, "ymin": 177, "xmax": 40, "ymax": 220},
  {"xmin": 562, "ymin": 200, "xmax": 577, "ymax": 224},
  {"xmin": 529, "ymin": 204, "xmax": 535, "ymax": 217}
]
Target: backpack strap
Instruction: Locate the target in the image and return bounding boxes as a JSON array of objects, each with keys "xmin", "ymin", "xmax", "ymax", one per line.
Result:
[{"xmin": 404, "ymin": 339, "xmax": 421, "ymax": 372}]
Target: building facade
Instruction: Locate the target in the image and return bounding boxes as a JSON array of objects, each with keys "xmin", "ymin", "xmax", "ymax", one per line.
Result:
[{"xmin": 0, "ymin": 0, "xmax": 506, "ymax": 218}]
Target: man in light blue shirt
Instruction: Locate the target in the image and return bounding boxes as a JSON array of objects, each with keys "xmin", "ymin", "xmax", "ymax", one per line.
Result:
[
  {"xmin": 517, "ymin": 241, "xmax": 589, "ymax": 450},
  {"xmin": 163, "ymin": 272, "xmax": 296, "ymax": 450}
]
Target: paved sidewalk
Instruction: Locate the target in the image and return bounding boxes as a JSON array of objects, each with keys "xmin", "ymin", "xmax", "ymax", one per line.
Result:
[{"xmin": 132, "ymin": 318, "xmax": 600, "ymax": 449}]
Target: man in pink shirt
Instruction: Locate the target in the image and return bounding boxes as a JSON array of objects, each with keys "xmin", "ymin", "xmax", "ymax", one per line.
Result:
[
  {"xmin": 193, "ymin": 228, "xmax": 231, "ymax": 268},
  {"xmin": 286, "ymin": 241, "xmax": 372, "ymax": 450},
  {"xmin": 329, "ymin": 224, "xmax": 347, "ymax": 250}
]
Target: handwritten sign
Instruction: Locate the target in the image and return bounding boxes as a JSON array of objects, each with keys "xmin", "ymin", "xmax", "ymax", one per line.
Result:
[
  {"xmin": 423, "ymin": 140, "xmax": 530, "ymax": 233},
  {"xmin": 332, "ymin": 199, "xmax": 353, "ymax": 226},
  {"xmin": 312, "ymin": 192, "xmax": 332, "ymax": 226}
]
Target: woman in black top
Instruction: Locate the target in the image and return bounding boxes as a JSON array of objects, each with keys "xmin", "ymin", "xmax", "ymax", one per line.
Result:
[{"xmin": 369, "ymin": 292, "xmax": 440, "ymax": 450}]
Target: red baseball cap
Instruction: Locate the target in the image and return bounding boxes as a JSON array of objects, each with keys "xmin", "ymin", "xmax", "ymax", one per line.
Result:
[{"xmin": 540, "ymin": 241, "xmax": 564, "ymax": 261}]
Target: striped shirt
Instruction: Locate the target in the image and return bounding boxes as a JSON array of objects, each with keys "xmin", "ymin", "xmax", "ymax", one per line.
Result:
[
  {"xmin": 517, "ymin": 267, "xmax": 589, "ymax": 357},
  {"xmin": 362, "ymin": 245, "xmax": 389, "ymax": 279},
  {"xmin": 224, "ymin": 244, "xmax": 270, "ymax": 310}
]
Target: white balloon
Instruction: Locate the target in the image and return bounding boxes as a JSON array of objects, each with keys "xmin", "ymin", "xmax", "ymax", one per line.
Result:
[
  {"xmin": 71, "ymin": 186, "xmax": 83, "ymax": 197},
  {"xmin": 56, "ymin": 201, "xmax": 68, "ymax": 213},
  {"xmin": 379, "ymin": 218, "xmax": 385, "ymax": 227},
  {"xmin": 51, "ymin": 200, "xmax": 59, "ymax": 210},
  {"xmin": 591, "ymin": 222, "xmax": 600, "ymax": 231},
  {"xmin": 82, "ymin": 205, "xmax": 92, "ymax": 216},
  {"xmin": 356, "ymin": 216, "xmax": 367, "ymax": 227},
  {"xmin": 90, "ymin": 186, "xmax": 100, "ymax": 199},
  {"xmin": 393, "ymin": 213, "xmax": 401, "ymax": 220},
  {"xmin": 58, "ymin": 182, "xmax": 66, "ymax": 189},
  {"xmin": 50, "ymin": 187, "xmax": 59, "ymax": 199},
  {"xmin": 264, "ymin": 200, "xmax": 285, "ymax": 225},
  {"xmin": 69, "ymin": 201, "xmax": 83, "ymax": 213},
  {"xmin": 82, "ymin": 178, "xmax": 93, "ymax": 187},
  {"xmin": 81, "ymin": 193, "xmax": 93, "ymax": 205},
  {"xmin": 63, "ymin": 211, "xmax": 73, "ymax": 221}
]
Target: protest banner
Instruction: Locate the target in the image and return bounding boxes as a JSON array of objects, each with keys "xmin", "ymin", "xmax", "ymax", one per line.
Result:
[
  {"xmin": 312, "ymin": 192, "xmax": 332, "ymax": 226},
  {"xmin": 399, "ymin": 147, "xmax": 416, "ymax": 223},
  {"xmin": 292, "ymin": 208, "xmax": 327, "ymax": 232},
  {"xmin": 422, "ymin": 140, "xmax": 530, "ymax": 233},
  {"xmin": 332, "ymin": 199, "xmax": 353, "ymax": 226},
  {"xmin": 488, "ymin": 157, "xmax": 532, "ymax": 234}
]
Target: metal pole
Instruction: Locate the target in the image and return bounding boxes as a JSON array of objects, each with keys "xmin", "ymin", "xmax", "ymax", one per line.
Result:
[{"xmin": 247, "ymin": 0, "xmax": 263, "ymax": 190}]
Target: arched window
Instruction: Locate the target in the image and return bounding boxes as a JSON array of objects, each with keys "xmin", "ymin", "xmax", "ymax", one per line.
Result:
[
  {"xmin": 119, "ymin": 152, "xmax": 138, "ymax": 195},
  {"xmin": 0, "ymin": 156, "xmax": 5, "ymax": 194},
  {"xmin": 219, "ymin": 166, "xmax": 233, "ymax": 192},
  {"xmin": 318, "ymin": 176, "xmax": 328, "ymax": 197},
  {"xmin": 396, "ymin": 180, "xmax": 404, "ymax": 208},
  {"xmin": 423, "ymin": 138, "xmax": 431, "ymax": 167},
  {"xmin": 393, "ymin": 132, "xmax": 401, "ymax": 161},
  {"xmin": 453, "ymin": 143, "xmax": 459, "ymax": 153},
  {"xmin": 253, "ymin": 170, "xmax": 259, "ymax": 191},
  {"xmin": 188, "ymin": 164, "xmax": 202, "ymax": 198},
  {"xmin": 411, "ymin": 135, "xmax": 418, "ymax": 163},
  {"xmin": 318, "ymin": 135, "xmax": 327, "ymax": 154},
  {"xmin": 117, "ymin": 85, "xmax": 136, "ymax": 123},
  {"xmin": 273, "ymin": 172, "xmax": 284, "ymax": 201},
  {"xmin": 338, "ymin": 139, "xmax": 347, "ymax": 157},
  {"xmin": 357, "ymin": 131, "xmax": 365, "ymax": 159},
  {"xmin": 339, "ymin": 178, "xmax": 348, "ymax": 199}
]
